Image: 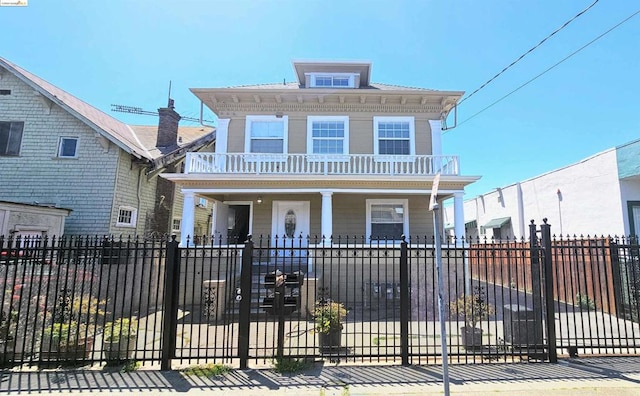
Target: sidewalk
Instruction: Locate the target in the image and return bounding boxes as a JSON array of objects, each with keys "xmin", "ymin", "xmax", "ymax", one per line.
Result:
[{"xmin": 1, "ymin": 357, "xmax": 639, "ymax": 395}]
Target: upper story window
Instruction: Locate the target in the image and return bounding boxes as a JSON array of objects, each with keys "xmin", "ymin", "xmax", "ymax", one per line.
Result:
[
  {"xmin": 116, "ymin": 206, "xmax": 137, "ymax": 228},
  {"xmin": 374, "ymin": 116, "xmax": 415, "ymax": 156},
  {"xmin": 245, "ymin": 115, "xmax": 289, "ymax": 153},
  {"xmin": 0, "ymin": 121, "xmax": 24, "ymax": 156},
  {"xmin": 307, "ymin": 73, "xmax": 357, "ymax": 88},
  {"xmin": 58, "ymin": 137, "xmax": 78, "ymax": 158},
  {"xmin": 307, "ymin": 116, "xmax": 349, "ymax": 154}
]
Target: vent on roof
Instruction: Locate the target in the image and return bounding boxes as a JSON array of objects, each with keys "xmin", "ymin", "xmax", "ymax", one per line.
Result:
[{"xmin": 0, "ymin": 89, "xmax": 11, "ymax": 96}]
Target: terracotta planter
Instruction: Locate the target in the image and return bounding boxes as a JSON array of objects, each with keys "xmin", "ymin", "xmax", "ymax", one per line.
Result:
[
  {"xmin": 318, "ymin": 329, "xmax": 342, "ymax": 351},
  {"xmin": 460, "ymin": 326, "xmax": 483, "ymax": 349},
  {"xmin": 104, "ymin": 336, "xmax": 137, "ymax": 361}
]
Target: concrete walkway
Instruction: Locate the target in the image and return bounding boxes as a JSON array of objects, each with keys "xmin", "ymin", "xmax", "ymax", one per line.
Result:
[{"xmin": 1, "ymin": 357, "xmax": 640, "ymax": 395}]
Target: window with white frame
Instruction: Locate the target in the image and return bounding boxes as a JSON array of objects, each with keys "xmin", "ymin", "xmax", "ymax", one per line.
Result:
[
  {"xmin": 307, "ymin": 116, "xmax": 349, "ymax": 154},
  {"xmin": 307, "ymin": 73, "xmax": 357, "ymax": 88},
  {"xmin": 245, "ymin": 115, "xmax": 288, "ymax": 153},
  {"xmin": 366, "ymin": 199, "xmax": 409, "ymax": 241},
  {"xmin": 172, "ymin": 218, "xmax": 181, "ymax": 232},
  {"xmin": 116, "ymin": 206, "xmax": 137, "ymax": 227},
  {"xmin": 58, "ymin": 137, "xmax": 78, "ymax": 158},
  {"xmin": 373, "ymin": 116, "xmax": 415, "ymax": 155},
  {"xmin": 0, "ymin": 121, "xmax": 24, "ymax": 156}
]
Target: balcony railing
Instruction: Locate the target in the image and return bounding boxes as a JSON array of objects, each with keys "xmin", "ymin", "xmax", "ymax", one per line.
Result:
[{"xmin": 184, "ymin": 153, "xmax": 459, "ymax": 176}]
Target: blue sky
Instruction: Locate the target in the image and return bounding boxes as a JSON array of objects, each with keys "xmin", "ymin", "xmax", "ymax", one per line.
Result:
[{"xmin": 1, "ymin": 0, "xmax": 638, "ymax": 198}]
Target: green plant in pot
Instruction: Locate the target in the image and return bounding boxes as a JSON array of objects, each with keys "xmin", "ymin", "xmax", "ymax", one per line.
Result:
[
  {"xmin": 103, "ymin": 317, "xmax": 138, "ymax": 361},
  {"xmin": 41, "ymin": 291, "xmax": 105, "ymax": 361},
  {"xmin": 313, "ymin": 300, "xmax": 347, "ymax": 350},
  {"xmin": 43, "ymin": 321, "xmax": 92, "ymax": 360},
  {"xmin": 449, "ymin": 287, "xmax": 494, "ymax": 349}
]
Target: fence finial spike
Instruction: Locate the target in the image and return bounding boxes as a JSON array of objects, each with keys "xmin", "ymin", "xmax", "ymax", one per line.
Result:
[{"xmin": 543, "ymin": 218, "xmax": 548, "ymax": 224}]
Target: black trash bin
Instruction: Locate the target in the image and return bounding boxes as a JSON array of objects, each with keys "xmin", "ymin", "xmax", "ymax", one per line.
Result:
[{"xmin": 503, "ymin": 304, "xmax": 542, "ymax": 348}]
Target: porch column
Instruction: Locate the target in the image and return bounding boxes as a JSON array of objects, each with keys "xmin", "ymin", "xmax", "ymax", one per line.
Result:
[
  {"xmin": 181, "ymin": 191, "xmax": 196, "ymax": 246},
  {"xmin": 320, "ymin": 191, "xmax": 333, "ymax": 241},
  {"xmin": 453, "ymin": 192, "xmax": 465, "ymax": 238}
]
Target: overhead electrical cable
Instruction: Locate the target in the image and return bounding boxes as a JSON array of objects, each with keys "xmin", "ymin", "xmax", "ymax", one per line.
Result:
[
  {"xmin": 457, "ymin": 0, "xmax": 600, "ymax": 106},
  {"xmin": 450, "ymin": 8, "xmax": 640, "ymax": 130}
]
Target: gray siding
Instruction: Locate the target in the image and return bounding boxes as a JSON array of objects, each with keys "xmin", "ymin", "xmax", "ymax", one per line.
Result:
[{"xmin": 0, "ymin": 72, "xmax": 118, "ymax": 235}]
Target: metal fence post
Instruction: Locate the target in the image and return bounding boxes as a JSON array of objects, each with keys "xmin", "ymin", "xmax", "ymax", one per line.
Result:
[
  {"xmin": 238, "ymin": 236, "xmax": 254, "ymax": 369},
  {"xmin": 161, "ymin": 236, "xmax": 181, "ymax": 370},
  {"xmin": 528, "ymin": 220, "xmax": 545, "ymax": 356},
  {"xmin": 399, "ymin": 235, "xmax": 409, "ymax": 366},
  {"xmin": 540, "ymin": 218, "xmax": 558, "ymax": 363}
]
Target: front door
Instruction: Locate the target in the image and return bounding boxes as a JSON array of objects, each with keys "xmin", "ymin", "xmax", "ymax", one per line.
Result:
[{"xmin": 271, "ymin": 201, "xmax": 310, "ymax": 251}]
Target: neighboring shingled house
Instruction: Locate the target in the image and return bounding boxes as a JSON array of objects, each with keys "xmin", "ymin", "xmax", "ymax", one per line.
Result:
[{"xmin": 0, "ymin": 57, "xmax": 215, "ymax": 237}]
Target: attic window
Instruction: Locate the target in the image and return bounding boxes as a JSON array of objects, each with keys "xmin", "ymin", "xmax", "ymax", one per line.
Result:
[
  {"xmin": 307, "ymin": 73, "xmax": 357, "ymax": 88},
  {"xmin": 0, "ymin": 90, "xmax": 11, "ymax": 96}
]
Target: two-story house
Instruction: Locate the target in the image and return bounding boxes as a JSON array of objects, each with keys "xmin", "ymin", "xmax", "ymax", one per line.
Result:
[
  {"xmin": 0, "ymin": 57, "xmax": 215, "ymax": 237},
  {"xmin": 163, "ymin": 61, "xmax": 479, "ymax": 246}
]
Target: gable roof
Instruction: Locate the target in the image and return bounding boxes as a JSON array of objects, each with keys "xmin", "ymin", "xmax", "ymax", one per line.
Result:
[{"xmin": 0, "ymin": 57, "xmax": 216, "ymax": 162}]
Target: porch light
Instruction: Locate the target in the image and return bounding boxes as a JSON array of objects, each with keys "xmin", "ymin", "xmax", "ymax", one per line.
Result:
[{"xmin": 257, "ymin": 196, "xmax": 263, "ymax": 204}]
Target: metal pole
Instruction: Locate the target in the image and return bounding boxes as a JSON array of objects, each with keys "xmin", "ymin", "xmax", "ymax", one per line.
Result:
[{"xmin": 433, "ymin": 203, "xmax": 450, "ymax": 396}]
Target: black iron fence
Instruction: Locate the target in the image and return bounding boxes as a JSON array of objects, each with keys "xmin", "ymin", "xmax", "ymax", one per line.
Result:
[{"xmin": 1, "ymin": 223, "xmax": 640, "ymax": 369}]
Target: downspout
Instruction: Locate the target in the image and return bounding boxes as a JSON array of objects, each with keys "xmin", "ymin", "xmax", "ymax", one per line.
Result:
[
  {"xmin": 199, "ymin": 101, "xmax": 215, "ymax": 128},
  {"xmin": 137, "ymin": 165, "xmax": 145, "ymax": 234}
]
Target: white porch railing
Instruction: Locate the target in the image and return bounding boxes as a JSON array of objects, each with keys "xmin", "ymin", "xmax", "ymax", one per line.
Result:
[{"xmin": 185, "ymin": 153, "xmax": 459, "ymax": 176}]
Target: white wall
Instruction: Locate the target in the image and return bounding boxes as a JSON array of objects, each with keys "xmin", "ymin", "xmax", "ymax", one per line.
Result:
[{"xmin": 454, "ymin": 148, "xmax": 626, "ymax": 238}]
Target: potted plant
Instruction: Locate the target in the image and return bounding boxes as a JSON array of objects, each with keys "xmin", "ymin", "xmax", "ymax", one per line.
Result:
[
  {"xmin": 313, "ymin": 300, "xmax": 347, "ymax": 350},
  {"xmin": 42, "ymin": 321, "xmax": 92, "ymax": 360},
  {"xmin": 449, "ymin": 287, "xmax": 495, "ymax": 349},
  {"xmin": 0, "ymin": 309, "xmax": 18, "ymax": 363},
  {"xmin": 103, "ymin": 317, "xmax": 138, "ymax": 361},
  {"xmin": 41, "ymin": 292, "xmax": 105, "ymax": 360}
]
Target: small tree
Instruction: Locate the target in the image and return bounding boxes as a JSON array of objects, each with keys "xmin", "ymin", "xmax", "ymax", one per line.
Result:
[{"xmin": 449, "ymin": 287, "xmax": 494, "ymax": 329}]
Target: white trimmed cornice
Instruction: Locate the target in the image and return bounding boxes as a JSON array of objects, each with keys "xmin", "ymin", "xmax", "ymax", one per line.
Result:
[{"xmin": 214, "ymin": 102, "xmax": 444, "ymax": 115}]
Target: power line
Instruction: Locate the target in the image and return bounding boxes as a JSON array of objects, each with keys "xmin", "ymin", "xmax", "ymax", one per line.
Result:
[
  {"xmin": 458, "ymin": 0, "xmax": 599, "ymax": 106},
  {"xmin": 451, "ymin": 8, "xmax": 640, "ymax": 130}
]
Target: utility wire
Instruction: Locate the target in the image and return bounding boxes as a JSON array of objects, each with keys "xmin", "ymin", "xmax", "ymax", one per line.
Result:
[
  {"xmin": 457, "ymin": 0, "xmax": 599, "ymax": 106},
  {"xmin": 451, "ymin": 8, "xmax": 640, "ymax": 130}
]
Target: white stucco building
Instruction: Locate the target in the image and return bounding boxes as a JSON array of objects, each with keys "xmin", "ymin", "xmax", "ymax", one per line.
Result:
[{"xmin": 445, "ymin": 138, "xmax": 640, "ymax": 239}]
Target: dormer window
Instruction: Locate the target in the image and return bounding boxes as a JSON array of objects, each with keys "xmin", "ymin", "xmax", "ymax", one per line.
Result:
[{"xmin": 307, "ymin": 73, "xmax": 357, "ymax": 88}]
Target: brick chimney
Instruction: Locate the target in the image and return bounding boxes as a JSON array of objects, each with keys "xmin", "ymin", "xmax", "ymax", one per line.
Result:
[{"xmin": 156, "ymin": 98, "xmax": 181, "ymax": 147}]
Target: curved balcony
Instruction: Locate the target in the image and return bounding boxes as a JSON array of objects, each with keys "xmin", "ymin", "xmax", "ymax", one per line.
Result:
[{"xmin": 184, "ymin": 153, "xmax": 459, "ymax": 176}]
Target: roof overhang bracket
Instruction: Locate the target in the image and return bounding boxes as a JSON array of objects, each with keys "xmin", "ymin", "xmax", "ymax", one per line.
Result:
[{"xmin": 33, "ymin": 91, "xmax": 53, "ymax": 114}]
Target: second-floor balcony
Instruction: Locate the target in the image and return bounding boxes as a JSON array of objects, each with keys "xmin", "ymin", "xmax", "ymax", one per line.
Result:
[{"xmin": 184, "ymin": 153, "xmax": 459, "ymax": 176}]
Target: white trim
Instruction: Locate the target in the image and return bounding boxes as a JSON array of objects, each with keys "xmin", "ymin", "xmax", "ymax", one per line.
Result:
[
  {"xmin": 306, "ymin": 72, "xmax": 357, "ymax": 88},
  {"xmin": 115, "ymin": 205, "xmax": 137, "ymax": 228},
  {"xmin": 366, "ymin": 198, "xmax": 409, "ymax": 241},
  {"xmin": 306, "ymin": 115, "xmax": 350, "ymax": 155},
  {"xmin": 171, "ymin": 217, "xmax": 181, "ymax": 232},
  {"xmin": 373, "ymin": 116, "xmax": 415, "ymax": 156},
  {"xmin": 182, "ymin": 188, "xmax": 464, "ymax": 195},
  {"xmin": 57, "ymin": 136, "xmax": 79, "ymax": 158},
  {"xmin": 428, "ymin": 119, "xmax": 442, "ymax": 157},
  {"xmin": 244, "ymin": 115, "xmax": 289, "ymax": 153},
  {"xmin": 216, "ymin": 118, "xmax": 230, "ymax": 154}
]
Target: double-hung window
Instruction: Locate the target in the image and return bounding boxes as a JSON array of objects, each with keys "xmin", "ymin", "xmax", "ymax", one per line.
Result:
[
  {"xmin": 307, "ymin": 116, "xmax": 349, "ymax": 154},
  {"xmin": 245, "ymin": 115, "xmax": 288, "ymax": 153},
  {"xmin": 58, "ymin": 137, "xmax": 78, "ymax": 158},
  {"xmin": 373, "ymin": 116, "xmax": 415, "ymax": 156},
  {"xmin": 366, "ymin": 199, "xmax": 409, "ymax": 241},
  {"xmin": 0, "ymin": 121, "xmax": 24, "ymax": 156},
  {"xmin": 116, "ymin": 206, "xmax": 137, "ymax": 228}
]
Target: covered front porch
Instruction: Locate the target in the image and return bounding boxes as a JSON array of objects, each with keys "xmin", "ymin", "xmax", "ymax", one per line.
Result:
[{"xmin": 177, "ymin": 189, "xmax": 467, "ymax": 247}]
